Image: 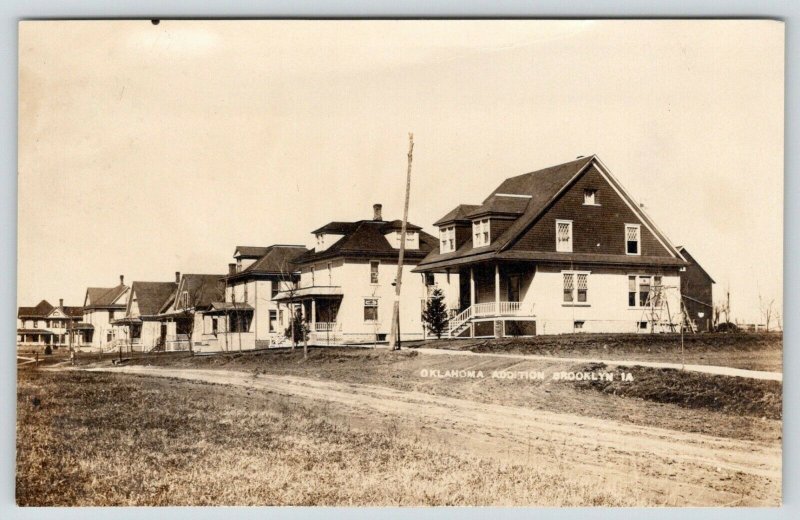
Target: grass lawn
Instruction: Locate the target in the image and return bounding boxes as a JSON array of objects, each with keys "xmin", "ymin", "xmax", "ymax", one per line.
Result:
[{"xmin": 17, "ymin": 369, "xmax": 644, "ymax": 506}]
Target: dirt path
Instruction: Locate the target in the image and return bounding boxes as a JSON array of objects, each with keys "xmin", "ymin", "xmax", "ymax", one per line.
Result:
[
  {"xmin": 83, "ymin": 365, "xmax": 780, "ymax": 506},
  {"xmin": 412, "ymin": 347, "xmax": 783, "ymax": 381}
]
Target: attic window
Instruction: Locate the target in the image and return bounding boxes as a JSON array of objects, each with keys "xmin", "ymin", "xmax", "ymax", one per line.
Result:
[
  {"xmin": 583, "ymin": 189, "xmax": 599, "ymax": 205},
  {"xmin": 625, "ymin": 224, "xmax": 641, "ymax": 255},
  {"xmin": 556, "ymin": 220, "xmax": 573, "ymax": 253}
]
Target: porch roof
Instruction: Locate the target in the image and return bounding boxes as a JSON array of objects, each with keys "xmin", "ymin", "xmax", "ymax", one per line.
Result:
[
  {"xmin": 110, "ymin": 317, "xmax": 142, "ymax": 325},
  {"xmin": 71, "ymin": 322, "xmax": 95, "ymax": 330},
  {"xmin": 204, "ymin": 302, "xmax": 255, "ymax": 315},
  {"xmin": 273, "ymin": 286, "xmax": 343, "ymax": 302},
  {"xmin": 413, "ymin": 250, "xmax": 687, "ymax": 272},
  {"xmin": 17, "ymin": 329, "xmax": 54, "ymax": 335}
]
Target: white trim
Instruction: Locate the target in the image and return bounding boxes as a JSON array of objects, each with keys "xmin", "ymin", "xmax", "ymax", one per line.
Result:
[
  {"xmin": 591, "ymin": 156, "xmax": 682, "ymax": 260},
  {"xmin": 625, "ymin": 223, "xmax": 641, "ymax": 256},
  {"xmin": 555, "ymin": 219, "xmax": 573, "ymax": 253},
  {"xmin": 472, "ymin": 218, "xmax": 491, "ymax": 247},
  {"xmin": 561, "ymin": 269, "xmax": 591, "ymax": 305},
  {"xmin": 494, "ymin": 193, "xmax": 533, "ymax": 199}
]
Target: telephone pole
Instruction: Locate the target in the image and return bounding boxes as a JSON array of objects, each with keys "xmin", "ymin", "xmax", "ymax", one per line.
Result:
[{"xmin": 389, "ymin": 133, "xmax": 414, "ymax": 351}]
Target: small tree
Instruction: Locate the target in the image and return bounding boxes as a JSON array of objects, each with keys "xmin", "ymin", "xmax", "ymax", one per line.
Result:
[
  {"xmin": 285, "ymin": 307, "xmax": 308, "ymax": 351},
  {"xmin": 422, "ymin": 287, "xmax": 449, "ymax": 339}
]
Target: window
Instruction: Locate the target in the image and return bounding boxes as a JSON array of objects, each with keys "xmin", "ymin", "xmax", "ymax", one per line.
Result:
[
  {"xmin": 108, "ymin": 310, "xmax": 115, "ymax": 320},
  {"xmin": 639, "ymin": 321, "xmax": 648, "ymax": 330},
  {"xmin": 230, "ymin": 312, "xmax": 252, "ymax": 333},
  {"xmin": 625, "ymin": 224, "xmax": 641, "ymax": 255},
  {"xmin": 583, "ymin": 189, "xmax": 599, "ymax": 205},
  {"xmin": 563, "ymin": 271, "xmax": 590, "ymax": 304},
  {"xmin": 574, "ymin": 320, "xmax": 585, "ymax": 330},
  {"xmin": 33, "ymin": 320, "xmax": 38, "ymax": 329},
  {"xmin": 370, "ymin": 260, "xmax": 380, "ymax": 284},
  {"xmin": 439, "ymin": 226, "xmax": 456, "ymax": 253},
  {"xmin": 316, "ymin": 233, "xmax": 324, "ymax": 248},
  {"xmin": 212, "ymin": 317, "xmax": 218, "ymax": 336},
  {"xmin": 472, "ymin": 219, "xmax": 490, "ymax": 247},
  {"xmin": 269, "ymin": 310, "xmax": 278, "ymax": 333},
  {"xmin": 243, "ymin": 284, "xmax": 248, "ymax": 303},
  {"xmin": 364, "ymin": 299, "xmax": 379, "ymax": 322},
  {"xmin": 556, "ymin": 220, "xmax": 573, "ymax": 252},
  {"xmin": 628, "ymin": 275, "xmax": 662, "ymax": 308},
  {"xmin": 180, "ymin": 290, "xmax": 189, "ymax": 309},
  {"xmin": 271, "ymin": 281, "xmax": 280, "ymax": 299},
  {"xmin": 424, "ymin": 272, "xmax": 435, "ymax": 286},
  {"xmin": 563, "ymin": 273, "xmax": 574, "ymax": 302},
  {"xmin": 311, "ymin": 266, "xmax": 316, "ymax": 286}
]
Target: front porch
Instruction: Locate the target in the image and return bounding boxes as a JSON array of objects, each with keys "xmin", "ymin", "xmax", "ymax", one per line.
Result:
[
  {"xmin": 273, "ymin": 286, "xmax": 343, "ymax": 345},
  {"xmin": 446, "ymin": 262, "xmax": 536, "ymax": 338}
]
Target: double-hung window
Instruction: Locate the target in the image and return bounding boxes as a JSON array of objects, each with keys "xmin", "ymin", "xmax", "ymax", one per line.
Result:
[
  {"xmin": 370, "ymin": 260, "xmax": 379, "ymax": 284},
  {"xmin": 556, "ymin": 220, "xmax": 573, "ymax": 253},
  {"xmin": 563, "ymin": 271, "xmax": 589, "ymax": 304},
  {"xmin": 364, "ymin": 298, "xmax": 379, "ymax": 322},
  {"xmin": 626, "ymin": 224, "xmax": 641, "ymax": 255},
  {"xmin": 472, "ymin": 219, "xmax": 490, "ymax": 247},
  {"xmin": 439, "ymin": 226, "xmax": 456, "ymax": 253},
  {"xmin": 628, "ymin": 275, "xmax": 662, "ymax": 308}
]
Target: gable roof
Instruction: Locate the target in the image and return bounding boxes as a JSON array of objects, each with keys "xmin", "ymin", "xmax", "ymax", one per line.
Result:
[
  {"xmin": 160, "ymin": 274, "xmax": 225, "ymax": 314},
  {"xmin": 677, "ymin": 246, "xmax": 715, "ymax": 284},
  {"xmin": 433, "ymin": 204, "xmax": 482, "ymax": 226},
  {"xmin": 84, "ymin": 284, "xmax": 129, "ymax": 309},
  {"xmin": 128, "ymin": 281, "xmax": 179, "ymax": 317},
  {"xmin": 18, "ymin": 300, "xmax": 54, "ymax": 318},
  {"xmin": 226, "ymin": 245, "xmax": 309, "ymax": 281},
  {"xmin": 295, "ymin": 219, "xmax": 437, "ymax": 265},
  {"xmin": 417, "ymin": 155, "xmax": 686, "ymax": 271},
  {"xmin": 234, "ymin": 246, "xmax": 271, "ymax": 259},
  {"xmin": 465, "ymin": 195, "xmax": 531, "ymax": 219},
  {"xmin": 63, "ymin": 306, "xmax": 84, "ymax": 318}
]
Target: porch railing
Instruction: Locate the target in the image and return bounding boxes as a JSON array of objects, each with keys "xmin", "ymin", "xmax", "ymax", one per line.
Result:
[
  {"xmin": 313, "ymin": 322, "xmax": 340, "ymax": 332},
  {"xmin": 447, "ymin": 302, "xmax": 534, "ymax": 337}
]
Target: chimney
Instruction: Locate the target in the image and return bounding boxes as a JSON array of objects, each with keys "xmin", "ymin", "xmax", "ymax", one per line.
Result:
[
  {"xmin": 59, "ymin": 298, "xmax": 64, "ymax": 307},
  {"xmin": 175, "ymin": 271, "xmax": 181, "ymax": 283},
  {"xmin": 228, "ymin": 263, "xmax": 237, "ymax": 276},
  {"xmin": 120, "ymin": 274, "xmax": 124, "ymax": 285},
  {"xmin": 373, "ymin": 203, "xmax": 383, "ymax": 221}
]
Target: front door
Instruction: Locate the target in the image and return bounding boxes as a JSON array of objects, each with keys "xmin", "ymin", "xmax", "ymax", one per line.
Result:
[
  {"xmin": 507, "ymin": 275, "xmax": 521, "ymax": 302},
  {"xmin": 459, "ymin": 270, "xmax": 471, "ymax": 311}
]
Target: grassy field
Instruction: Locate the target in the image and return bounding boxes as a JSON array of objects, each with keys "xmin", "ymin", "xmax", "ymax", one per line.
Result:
[
  {"xmin": 17, "ymin": 334, "xmax": 782, "ymax": 506},
  {"xmin": 410, "ymin": 332, "xmax": 783, "ymax": 372},
  {"xmin": 17, "ymin": 369, "xmax": 644, "ymax": 506}
]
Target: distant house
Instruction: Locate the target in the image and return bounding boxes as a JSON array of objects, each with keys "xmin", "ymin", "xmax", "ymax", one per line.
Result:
[
  {"xmin": 414, "ymin": 155, "xmax": 691, "ymax": 337},
  {"xmin": 153, "ymin": 273, "xmax": 224, "ymax": 352},
  {"xmin": 72, "ymin": 276, "xmax": 130, "ymax": 350},
  {"xmin": 17, "ymin": 299, "xmax": 83, "ymax": 348},
  {"xmin": 274, "ymin": 203, "xmax": 448, "ymax": 344},
  {"xmin": 204, "ymin": 244, "xmax": 308, "ymax": 351},
  {"xmin": 677, "ymin": 246, "xmax": 715, "ymax": 332},
  {"xmin": 111, "ymin": 277, "xmax": 178, "ymax": 351}
]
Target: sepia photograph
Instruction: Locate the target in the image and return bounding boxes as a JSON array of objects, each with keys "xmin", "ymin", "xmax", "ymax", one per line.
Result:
[{"xmin": 15, "ymin": 19, "xmax": 784, "ymax": 507}]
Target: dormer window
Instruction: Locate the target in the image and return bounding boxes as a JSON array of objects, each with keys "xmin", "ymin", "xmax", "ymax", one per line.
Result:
[
  {"xmin": 439, "ymin": 226, "xmax": 455, "ymax": 253},
  {"xmin": 315, "ymin": 233, "xmax": 325, "ymax": 249},
  {"xmin": 583, "ymin": 189, "xmax": 599, "ymax": 205},
  {"xmin": 472, "ymin": 219, "xmax": 490, "ymax": 247},
  {"xmin": 556, "ymin": 220, "xmax": 573, "ymax": 253}
]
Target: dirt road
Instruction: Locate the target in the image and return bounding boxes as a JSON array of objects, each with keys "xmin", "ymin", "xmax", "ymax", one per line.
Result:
[
  {"xmin": 85, "ymin": 365, "xmax": 781, "ymax": 506},
  {"xmin": 412, "ymin": 347, "xmax": 783, "ymax": 381}
]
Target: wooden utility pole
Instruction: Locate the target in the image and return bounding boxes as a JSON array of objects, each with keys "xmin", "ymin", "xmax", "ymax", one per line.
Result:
[{"xmin": 389, "ymin": 133, "xmax": 414, "ymax": 351}]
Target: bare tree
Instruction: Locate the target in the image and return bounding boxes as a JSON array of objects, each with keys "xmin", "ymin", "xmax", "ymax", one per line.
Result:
[{"xmin": 758, "ymin": 293, "xmax": 776, "ymax": 332}]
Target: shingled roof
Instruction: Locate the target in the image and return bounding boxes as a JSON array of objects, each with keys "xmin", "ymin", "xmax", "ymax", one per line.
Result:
[
  {"xmin": 128, "ymin": 281, "xmax": 178, "ymax": 317},
  {"xmin": 416, "ymin": 155, "xmax": 685, "ymax": 271},
  {"xmin": 433, "ymin": 204, "xmax": 482, "ymax": 226},
  {"xmin": 294, "ymin": 219, "xmax": 437, "ymax": 265},
  {"xmin": 18, "ymin": 300, "xmax": 54, "ymax": 318},
  {"xmin": 234, "ymin": 246, "xmax": 271, "ymax": 259},
  {"xmin": 226, "ymin": 245, "xmax": 309, "ymax": 281},
  {"xmin": 84, "ymin": 284, "xmax": 128, "ymax": 309},
  {"xmin": 159, "ymin": 274, "xmax": 225, "ymax": 314}
]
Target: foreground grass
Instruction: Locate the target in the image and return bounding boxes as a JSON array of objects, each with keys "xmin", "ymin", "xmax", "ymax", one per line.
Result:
[{"xmin": 18, "ymin": 369, "xmax": 641, "ymax": 506}]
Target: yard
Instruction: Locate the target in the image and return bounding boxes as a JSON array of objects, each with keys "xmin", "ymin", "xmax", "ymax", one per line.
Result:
[{"xmin": 17, "ymin": 333, "xmax": 782, "ymax": 506}]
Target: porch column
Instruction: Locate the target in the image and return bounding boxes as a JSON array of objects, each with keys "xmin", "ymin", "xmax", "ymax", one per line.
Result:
[
  {"xmin": 301, "ymin": 301, "xmax": 306, "ymax": 320},
  {"xmin": 495, "ymin": 263, "xmax": 500, "ymax": 315},
  {"xmin": 311, "ymin": 299, "xmax": 317, "ymax": 330},
  {"xmin": 469, "ymin": 267, "xmax": 475, "ymax": 307}
]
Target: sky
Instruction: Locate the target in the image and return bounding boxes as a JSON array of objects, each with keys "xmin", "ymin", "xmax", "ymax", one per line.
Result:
[{"xmin": 18, "ymin": 20, "xmax": 783, "ymax": 323}]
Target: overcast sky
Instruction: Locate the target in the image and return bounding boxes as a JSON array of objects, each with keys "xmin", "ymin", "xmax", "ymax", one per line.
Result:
[{"xmin": 18, "ymin": 20, "xmax": 783, "ymax": 322}]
